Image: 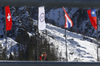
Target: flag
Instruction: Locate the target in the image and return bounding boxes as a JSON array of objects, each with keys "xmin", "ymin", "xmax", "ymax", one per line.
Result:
[
  {"xmin": 87, "ymin": 9, "xmax": 97, "ymax": 30},
  {"xmin": 38, "ymin": 6, "xmax": 46, "ymax": 30},
  {"xmin": 63, "ymin": 7, "xmax": 73, "ymax": 28},
  {"xmin": 5, "ymin": 6, "xmax": 12, "ymax": 31}
]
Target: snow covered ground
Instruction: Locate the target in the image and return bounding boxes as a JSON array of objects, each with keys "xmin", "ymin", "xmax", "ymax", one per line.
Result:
[
  {"xmin": 0, "ymin": 23, "xmax": 98, "ymax": 62},
  {"xmin": 0, "ymin": 37, "xmax": 19, "ymax": 59},
  {"xmin": 40, "ymin": 23, "xmax": 97, "ymax": 62}
]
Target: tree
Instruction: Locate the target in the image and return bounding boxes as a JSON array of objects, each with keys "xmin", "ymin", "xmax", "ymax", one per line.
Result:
[{"xmin": 9, "ymin": 53, "xmax": 13, "ymax": 60}]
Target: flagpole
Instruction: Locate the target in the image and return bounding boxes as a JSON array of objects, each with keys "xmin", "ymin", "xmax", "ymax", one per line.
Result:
[
  {"xmin": 37, "ymin": 21, "xmax": 39, "ymax": 61},
  {"xmin": 97, "ymin": 9, "xmax": 99, "ymax": 61},
  {"xmin": 65, "ymin": 29, "xmax": 68, "ymax": 62},
  {"xmin": 5, "ymin": 9, "xmax": 7, "ymax": 61},
  {"xmin": 37, "ymin": 6, "xmax": 39, "ymax": 61},
  {"xmin": 5, "ymin": 29, "xmax": 7, "ymax": 61}
]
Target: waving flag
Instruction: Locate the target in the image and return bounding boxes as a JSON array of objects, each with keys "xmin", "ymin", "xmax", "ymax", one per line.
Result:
[
  {"xmin": 38, "ymin": 6, "xmax": 46, "ymax": 30},
  {"xmin": 5, "ymin": 6, "xmax": 12, "ymax": 31},
  {"xmin": 63, "ymin": 7, "xmax": 73, "ymax": 28},
  {"xmin": 87, "ymin": 9, "xmax": 97, "ymax": 30}
]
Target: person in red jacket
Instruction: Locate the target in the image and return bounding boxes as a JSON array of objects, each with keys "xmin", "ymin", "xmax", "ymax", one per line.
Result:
[{"xmin": 39, "ymin": 52, "xmax": 47, "ymax": 61}]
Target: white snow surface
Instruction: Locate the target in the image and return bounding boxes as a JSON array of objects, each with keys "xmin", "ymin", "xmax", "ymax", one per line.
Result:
[
  {"xmin": 0, "ymin": 20, "xmax": 98, "ymax": 62},
  {"xmin": 39, "ymin": 23, "xmax": 97, "ymax": 62},
  {"xmin": 0, "ymin": 37, "xmax": 19, "ymax": 59}
]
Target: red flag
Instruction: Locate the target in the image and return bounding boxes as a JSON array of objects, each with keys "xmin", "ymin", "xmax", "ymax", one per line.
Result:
[
  {"xmin": 5, "ymin": 6, "xmax": 12, "ymax": 31},
  {"xmin": 87, "ymin": 9, "xmax": 97, "ymax": 30}
]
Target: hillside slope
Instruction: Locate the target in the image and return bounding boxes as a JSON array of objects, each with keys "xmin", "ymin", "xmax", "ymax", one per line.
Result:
[{"xmin": 40, "ymin": 23, "xmax": 97, "ymax": 62}]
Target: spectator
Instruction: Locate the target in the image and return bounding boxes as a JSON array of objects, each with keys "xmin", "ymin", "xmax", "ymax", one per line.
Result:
[{"xmin": 39, "ymin": 52, "xmax": 47, "ymax": 61}]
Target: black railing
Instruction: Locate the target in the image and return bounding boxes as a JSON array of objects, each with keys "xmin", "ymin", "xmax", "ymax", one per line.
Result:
[{"xmin": 0, "ymin": 61, "xmax": 100, "ymax": 66}]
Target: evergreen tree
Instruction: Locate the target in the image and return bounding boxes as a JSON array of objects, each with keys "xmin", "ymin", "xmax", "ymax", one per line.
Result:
[{"xmin": 9, "ymin": 53, "xmax": 13, "ymax": 60}]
